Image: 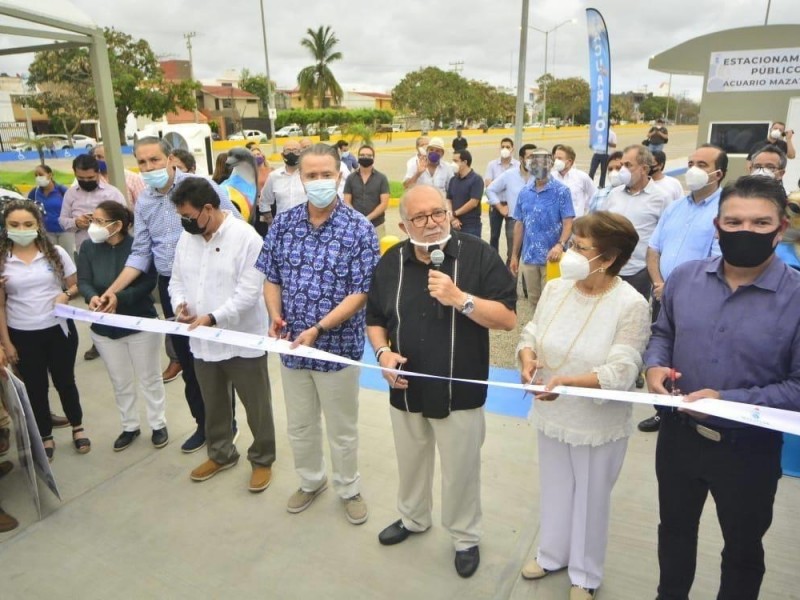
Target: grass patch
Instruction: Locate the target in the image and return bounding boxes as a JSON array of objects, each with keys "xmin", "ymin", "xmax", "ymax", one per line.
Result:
[
  {"xmin": 389, "ymin": 181, "xmax": 403, "ymax": 198},
  {"xmin": 0, "ymin": 169, "xmax": 72, "ymax": 187}
]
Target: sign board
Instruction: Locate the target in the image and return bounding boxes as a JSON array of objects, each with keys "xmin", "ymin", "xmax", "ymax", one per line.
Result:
[
  {"xmin": 268, "ymin": 108, "xmax": 277, "ymax": 120},
  {"xmin": 707, "ymin": 47, "xmax": 800, "ymax": 93}
]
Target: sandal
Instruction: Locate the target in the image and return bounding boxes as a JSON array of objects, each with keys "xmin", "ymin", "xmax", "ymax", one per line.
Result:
[
  {"xmin": 42, "ymin": 435, "xmax": 55, "ymax": 463},
  {"xmin": 72, "ymin": 427, "xmax": 91, "ymax": 455}
]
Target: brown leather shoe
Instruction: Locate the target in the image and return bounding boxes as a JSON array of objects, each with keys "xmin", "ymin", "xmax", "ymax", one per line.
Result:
[
  {"xmin": 0, "ymin": 428, "xmax": 9, "ymax": 456},
  {"xmin": 0, "ymin": 505, "xmax": 18, "ymax": 532},
  {"xmin": 190, "ymin": 458, "xmax": 238, "ymax": 482},
  {"xmin": 249, "ymin": 465, "xmax": 272, "ymax": 493},
  {"xmin": 162, "ymin": 361, "xmax": 182, "ymax": 383}
]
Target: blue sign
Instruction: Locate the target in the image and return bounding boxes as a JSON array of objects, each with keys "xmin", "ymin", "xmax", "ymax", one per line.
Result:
[{"xmin": 586, "ymin": 8, "xmax": 611, "ymax": 153}]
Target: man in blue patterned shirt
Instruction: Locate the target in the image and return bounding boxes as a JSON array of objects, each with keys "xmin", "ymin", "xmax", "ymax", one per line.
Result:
[
  {"xmin": 256, "ymin": 143, "xmax": 380, "ymax": 525},
  {"xmin": 510, "ymin": 149, "xmax": 575, "ymax": 314},
  {"xmin": 98, "ymin": 137, "xmax": 242, "ymax": 454}
]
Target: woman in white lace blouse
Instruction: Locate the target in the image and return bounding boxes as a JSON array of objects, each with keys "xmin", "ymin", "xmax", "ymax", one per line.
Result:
[{"xmin": 516, "ymin": 211, "xmax": 651, "ymax": 600}]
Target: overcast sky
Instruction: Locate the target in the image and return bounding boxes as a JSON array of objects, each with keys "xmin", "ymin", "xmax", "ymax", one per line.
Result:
[{"xmin": 0, "ymin": 0, "xmax": 795, "ymax": 101}]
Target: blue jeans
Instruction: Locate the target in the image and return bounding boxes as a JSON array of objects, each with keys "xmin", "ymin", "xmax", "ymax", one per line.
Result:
[{"xmin": 459, "ymin": 222, "xmax": 482, "ymax": 238}]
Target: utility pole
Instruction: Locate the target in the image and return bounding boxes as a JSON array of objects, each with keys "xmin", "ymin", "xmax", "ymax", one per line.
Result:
[
  {"xmin": 449, "ymin": 61, "xmax": 464, "ymax": 74},
  {"xmin": 513, "ymin": 0, "xmax": 530, "ymax": 149},
  {"xmin": 184, "ymin": 31, "xmax": 199, "ymax": 123},
  {"xmin": 259, "ymin": 0, "xmax": 278, "ymax": 154},
  {"xmin": 765, "ymin": 0, "xmax": 772, "ymax": 25},
  {"xmin": 664, "ymin": 73, "xmax": 673, "ymax": 122}
]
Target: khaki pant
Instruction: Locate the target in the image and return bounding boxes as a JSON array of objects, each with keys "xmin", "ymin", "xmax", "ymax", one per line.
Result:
[
  {"xmin": 521, "ymin": 263, "xmax": 548, "ymax": 314},
  {"xmin": 390, "ymin": 406, "xmax": 486, "ymax": 551},
  {"xmin": 194, "ymin": 354, "xmax": 275, "ymax": 467},
  {"xmin": 280, "ymin": 365, "xmax": 361, "ymax": 499}
]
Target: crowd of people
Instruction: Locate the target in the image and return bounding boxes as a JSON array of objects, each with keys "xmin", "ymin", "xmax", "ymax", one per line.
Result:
[{"xmin": 0, "ymin": 122, "xmax": 797, "ymax": 600}]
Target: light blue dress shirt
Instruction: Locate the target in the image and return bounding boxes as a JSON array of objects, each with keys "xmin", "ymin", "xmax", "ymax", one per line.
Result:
[{"xmin": 648, "ymin": 188, "xmax": 722, "ymax": 281}]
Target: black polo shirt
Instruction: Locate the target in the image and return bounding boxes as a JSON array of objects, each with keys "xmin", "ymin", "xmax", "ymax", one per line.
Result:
[
  {"xmin": 366, "ymin": 231, "xmax": 516, "ymax": 418},
  {"xmin": 452, "ymin": 136, "xmax": 468, "ymax": 152},
  {"xmin": 447, "ymin": 169, "xmax": 484, "ymax": 228},
  {"xmin": 343, "ymin": 168, "xmax": 390, "ymax": 226}
]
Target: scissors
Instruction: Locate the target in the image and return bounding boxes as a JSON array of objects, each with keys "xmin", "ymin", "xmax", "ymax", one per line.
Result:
[
  {"xmin": 522, "ymin": 366, "xmax": 539, "ymax": 399},
  {"xmin": 669, "ymin": 368, "xmax": 681, "ymax": 396}
]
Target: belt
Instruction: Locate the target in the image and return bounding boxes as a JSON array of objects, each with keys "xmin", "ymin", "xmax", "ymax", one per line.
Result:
[{"xmin": 666, "ymin": 411, "xmax": 779, "ymax": 445}]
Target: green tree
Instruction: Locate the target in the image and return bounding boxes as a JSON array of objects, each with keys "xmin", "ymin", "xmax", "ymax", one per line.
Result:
[
  {"xmin": 239, "ymin": 68, "xmax": 276, "ymax": 114},
  {"xmin": 639, "ymin": 96, "xmax": 670, "ymax": 121},
  {"xmin": 27, "ymin": 28, "xmax": 198, "ymax": 144},
  {"xmin": 297, "ymin": 26, "xmax": 343, "ymax": 109},
  {"xmin": 610, "ymin": 94, "xmax": 635, "ymax": 122},
  {"xmin": 392, "ymin": 67, "xmax": 464, "ymax": 123},
  {"xmin": 538, "ymin": 76, "xmax": 590, "ymax": 124}
]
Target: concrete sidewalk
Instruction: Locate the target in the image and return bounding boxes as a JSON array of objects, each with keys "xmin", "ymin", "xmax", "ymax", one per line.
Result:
[{"xmin": 0, "ymin": 323, "xmax": 798, "ymax": 599}]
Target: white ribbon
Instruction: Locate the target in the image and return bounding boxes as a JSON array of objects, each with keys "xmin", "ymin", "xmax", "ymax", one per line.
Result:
[{"xmin": 54, "ymin": 305, "xmax": 800, "ymax": 437}]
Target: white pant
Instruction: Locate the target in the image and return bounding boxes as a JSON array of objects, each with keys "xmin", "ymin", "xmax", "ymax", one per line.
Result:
[
  {"xmin": 91, "ymin": 330, "xmax": 167, "ymax": 432},
  {"xmin": 280, "ymin": 365, "xmax": 361, "ymax": 499},
  {"xmin": 537, "ymin": 433, "xmax": 628, "ymax": 589},
  {"xmin": 390, "ymin": 406, "xmax": 486, "ymax": 551}
]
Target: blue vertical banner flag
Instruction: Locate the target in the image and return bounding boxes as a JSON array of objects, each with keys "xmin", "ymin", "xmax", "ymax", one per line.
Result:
[{"xmin": 586, "ymin": 8, "xmax": 611, "ymax": 153}]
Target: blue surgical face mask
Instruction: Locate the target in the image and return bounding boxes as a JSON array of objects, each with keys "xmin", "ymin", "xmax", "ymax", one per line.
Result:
[
  {"xmin": 141, "ymin": 167, "xmax": 170, "ymax": 189},
  {"xmin": 305, "ymin": 179, "xmax": 338, "ymax": 209}
]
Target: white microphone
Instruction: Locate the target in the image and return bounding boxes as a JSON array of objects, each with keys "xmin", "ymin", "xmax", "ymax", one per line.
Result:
[{"xmin": 430, "ymin": 249, "xmax": 445, "ymax": 319}]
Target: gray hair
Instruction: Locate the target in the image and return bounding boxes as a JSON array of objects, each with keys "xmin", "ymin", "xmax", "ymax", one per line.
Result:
[
  {"xmin": 134, "ymin": 136, "xmax": 172, "ymax": 157},
  {"xmin": 751, "ymin": 144, "xmax": 788, "ymax": 170},
  {"xmin": 623, "ymin": 144, "xmax": 655, "ymax": 168},
  {"xmin": 398, "ymin": 184, "xmax": 446, "ymax": 220},
  {"xmin": 298, "ymin": 143, "xmax": 340, "ymax": 172}
]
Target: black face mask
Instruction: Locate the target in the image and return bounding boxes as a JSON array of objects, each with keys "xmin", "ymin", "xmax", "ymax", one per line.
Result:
[
  {"xmin": 358, "ymin": 157, "xmax": 374, "ymax": 168},
  {"xmin": 181, "ymin": 210, "xmax": 209, "ymax": 235},
  {"xmin": 77, "ymin": 179, "xmax": 99, "ymax": 192},
  {"xmin": 716, "ymin": 225, "xmax": 780, "ymax": 268},
  {"xmin": 283, "ymin": 152, "xmax": 299, "ymax": 167}
]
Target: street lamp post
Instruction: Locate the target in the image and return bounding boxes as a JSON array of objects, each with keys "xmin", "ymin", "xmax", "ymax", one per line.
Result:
[
  {"xmin": 529, "ymin": 19, "xmax": 574, "ymax": 137},
  {"xmin": 513, "ymin": 0, "xmax": 530, "ymax": 149}
]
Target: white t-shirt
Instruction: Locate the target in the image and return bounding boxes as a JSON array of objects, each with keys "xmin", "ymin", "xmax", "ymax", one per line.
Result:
[
  {"xmin": 551, "ymin": 168, "xmax": 597, "ymax": 218},
  {"xmin": 652, "ymin": 175, "xmax": 684, "ymax": 205},
  {"xmin": 4, "ymin": 245, "xmax": 76, "ymax": 331}
]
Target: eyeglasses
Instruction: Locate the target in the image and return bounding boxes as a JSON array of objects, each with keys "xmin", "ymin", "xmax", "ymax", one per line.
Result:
[
  {"xmin": 407, "ymin": 209, "xmax": 449, "ymax": 228},
  {"xmin": 752, "ymin": 165, "xmax": 779, "ymax": 173},
  {"xmin": 90, "ymin": 218, "xmax": 118, "ymax": 226},
  {"xmin": 566, "ymin": 240, "xmax": 597, "ymax": 252}
]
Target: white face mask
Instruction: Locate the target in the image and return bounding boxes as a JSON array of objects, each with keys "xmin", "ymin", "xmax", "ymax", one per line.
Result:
[
  {"xmin": 559, "ymin": 249, "xmax": 604, "ymax": 281},
  {"xmin": 553, "ymin": 158, "xmax": 567, "ymax": 173},
  {"xmin": 770, "ymin": 128, "xmax": 783, "ymax": 140},
  {"xmin": 35, "ymin": 175, "xmax": 50, "ymax": 187},
  {"xmin": 608, "ymin": 169, "xmax": 622, "ymax": 187},
  {"xmin": 684, "ymin": 166, "xmax": 719, "ymax": 192},
  {"xmin": 500, "ymin": 148, "xmax": 512, "ymax": 160},
  {"xmin": 751, "ymin": 167, "xmax": 777, "ymax": 179},
  {"xmin": 88, "ymin": 222, "xmax": 113, "ymax": 243},
  {"xmin": 408, "ymin": 233, "xmax": 452, "ymax": 252},
  {"xmin": 617, "ymin": 166, "xmax": 633, "ymax": 187}
]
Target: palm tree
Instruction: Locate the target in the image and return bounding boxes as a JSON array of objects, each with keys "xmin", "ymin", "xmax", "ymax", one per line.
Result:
[{"xmin": 297, "ymin": 25, "xmax": 343, "ymax": 109}]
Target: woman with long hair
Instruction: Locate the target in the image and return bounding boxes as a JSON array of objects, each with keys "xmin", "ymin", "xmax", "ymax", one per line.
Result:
[
  {"xmin": 27, "ymin": 164, "xmax": 73, "ymax": 256},
  {"xmin": 211, "ymin": 152, "xmax": 232, "ymax": 185},
  {"xmin": 78, "ymin": 201, "xmax": 167, "ymax": 452},
  {"xmin": 0, "ymin": 200, "xmax": 88, "ymax": 460}
]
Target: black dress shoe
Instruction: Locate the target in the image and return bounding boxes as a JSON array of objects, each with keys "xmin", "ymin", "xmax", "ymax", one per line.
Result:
[
  {"xmin": 84, "ymin": 345, "xmax": 100, "ymax": 361},
  {"xmin": 455, "ymin": 545, "xmax": 480, "ymax": 578},
  {"xmin": 378, "ymin": 519, "xmax": 421, "ymax": 546},
  {"xmin": 151, "ymin": 427, "xmax": 169, "ymax": 449},
  {"xmin": 113, "ymin": 430, "xmax": 140, "ymax": 452},
  {"xmin": 638, "ymin": 414, "xmax": 661, "ymax": 433}
]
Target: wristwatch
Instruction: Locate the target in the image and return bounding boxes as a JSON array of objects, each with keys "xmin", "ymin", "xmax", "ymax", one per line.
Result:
[
  {"xmin": 460, "ymin": 294, "xmax": 475, "ymax": 315},
  {"xmin": 207, "ymin": 313, "xmax": 217, "ymax": 326},
  {"xmin": 64, "ymin": 289, "xmax": 73, "ymax": 300},
  {"xmin": 560, "ymin": 241, "xmax": 568, "ymax": 251},
  {"xmin": 314, "ymin": 322, "xmax": 326, "ymax": 335}
]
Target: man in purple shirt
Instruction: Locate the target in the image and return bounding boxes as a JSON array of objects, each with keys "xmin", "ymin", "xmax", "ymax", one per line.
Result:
[
  {"xmin": 644, "ymin": 176, "xmax": 800, "ymax": 600},
  {"xmin": 59, "ymin": 154, "xmax": 126, "ymax": 252}
]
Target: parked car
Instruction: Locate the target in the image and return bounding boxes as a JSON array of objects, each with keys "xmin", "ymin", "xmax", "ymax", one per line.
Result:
[
  {"xmin": 228, "ymin": 129, "xmax": 267, "ymax": 141},
  {"xmin": 275, "ymin": 125, "xmax": 303, "ymax": 138},
  {"xmin": 391, "ymin": 123, "xmax": 405, "ymax": 132},
  {"xmin": 10, "ymin": 133, "xmax": 96, "ymax": 152},
  {"xmin": 326, "ymin": 125, "xmax": 341, "ymax": 135}
]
